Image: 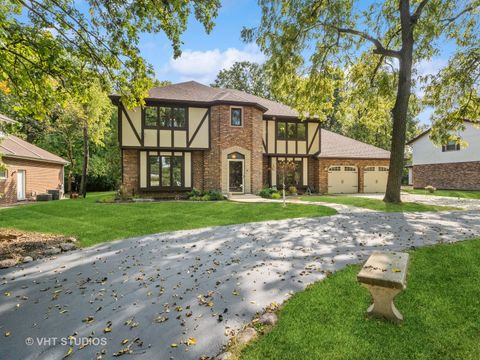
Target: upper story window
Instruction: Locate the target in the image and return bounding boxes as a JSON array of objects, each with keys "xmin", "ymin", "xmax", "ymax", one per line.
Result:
[
  {"xmin": 442, "ymin": 140, "xmax": 460, "ymax": 152},
  {"xmin": 0, "ymin": 169, "xmax": 7, "ymax": 180},
  {"xmin": 144, "ymin": 105, "xmax": 186, "ymax": 129},
  {"xmin": 277, "ymin": 121, "xmax": 306, "ymax": 140},
  {"xmin": 231, "ymin": 107, "xmax": 242, "ymax": 126}
]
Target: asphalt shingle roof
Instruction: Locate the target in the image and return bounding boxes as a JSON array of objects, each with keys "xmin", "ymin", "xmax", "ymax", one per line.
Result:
[
  {"xmin": 0, "ymin": 135, "xmax": 68, "ymax": 165},
  {"xmin": 318, "ymin": 129, "xmax": 391, "ymax": 159}
]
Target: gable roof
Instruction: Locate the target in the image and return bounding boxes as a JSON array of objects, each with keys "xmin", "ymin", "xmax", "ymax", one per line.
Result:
[
  {"xmin": 318, "ymin": 129, "xmax": 391, "ymax": 159},
  {"xmin": 406, "ymin": 119, "xmax": 478, "ymax": 145},
  {"xmin": 0, "ymin": 135, "xmax": 68, "ymax": 165},
  {"xmin": 111, "ymin": 81, "xmax": 299, "ymax": 118}
]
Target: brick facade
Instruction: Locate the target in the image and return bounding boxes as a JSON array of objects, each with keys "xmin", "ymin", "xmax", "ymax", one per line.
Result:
[
  {"xmin": 204, "ymin": 105, "xmax": 264, "ymax": 194},
  {"xmin": 317, "ymin": 158, "xmax": 390, "ymax": 193},
  {"xmin": 122, "ymin": 149, "xmax": 139, "ymax": 195},
  {"xmin": 412, "ymin": 161, "xmax": 480, "ymax": 190},
  {"xmin": 0, "ymin": 157, "xmax": 64, "ymax": 206}
]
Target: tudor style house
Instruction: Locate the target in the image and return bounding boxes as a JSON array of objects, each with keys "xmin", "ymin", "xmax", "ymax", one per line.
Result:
[
  {"xmin": 110, "ymin": 81, "xmax": 390, "ymax": 196},
  {"xmin": 407, "ymin": 120, "xmax": 480, "ymax": 190}
]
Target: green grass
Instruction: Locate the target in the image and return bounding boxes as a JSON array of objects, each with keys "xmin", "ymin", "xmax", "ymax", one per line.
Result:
[
  {"xmin": 241, "ymin": 239, "xmax": 480, "ymax": 360},
  {"xmin": 0, "ymin": 192, "xmax": 336, "ymax": 247},
  {"xmin": 299, "ymin": 195, "xmax": 460, "ymax": 212},
  {"xmin": 402, "ymin": 187, "xmax": 480, "ymax": 199}
]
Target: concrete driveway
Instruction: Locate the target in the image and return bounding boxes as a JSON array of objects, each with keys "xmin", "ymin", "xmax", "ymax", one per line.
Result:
[{"xmin": 1, "ymin": 210, "xmax": 479, "ymax": 359}]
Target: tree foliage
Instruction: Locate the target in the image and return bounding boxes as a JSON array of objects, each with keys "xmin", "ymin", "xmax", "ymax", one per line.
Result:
[
  {"xmin": 211, "ymin": 61, "xmax": 274, "ymax": 99},
  {"xmin": 243, "ymin": 0, "xmax": 479, "ymax": 202},
  {"xmin": 0, "ymin": 0, "xmax": 220, "ymax": 116}
]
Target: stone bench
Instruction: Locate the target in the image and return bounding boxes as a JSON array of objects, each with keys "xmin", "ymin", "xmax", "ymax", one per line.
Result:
[{"xmin": 357, "ymin": 251, "xmax": 409, "ymax": 323}]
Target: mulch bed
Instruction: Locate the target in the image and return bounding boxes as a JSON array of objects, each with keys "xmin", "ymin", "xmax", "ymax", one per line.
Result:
[{"xmin": 0, "ymin": 229, "xmax": 77, "ymax": 268}]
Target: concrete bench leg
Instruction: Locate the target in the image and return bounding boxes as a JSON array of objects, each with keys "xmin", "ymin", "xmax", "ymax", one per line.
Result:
[{"xmin": 362, "ymin": 284, "xmax": 403, "ymax": 323}]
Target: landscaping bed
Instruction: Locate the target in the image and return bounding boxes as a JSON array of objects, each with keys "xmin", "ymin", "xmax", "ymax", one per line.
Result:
[{"xmin": 0, "ymin": 229, "xmax": 77, "ymax": 268}]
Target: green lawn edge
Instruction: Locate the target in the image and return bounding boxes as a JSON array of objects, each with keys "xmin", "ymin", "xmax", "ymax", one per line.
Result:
[
  {"xmin": 0, "ymin": 192, "xmax": 337, "ymax": 247},
  {"xmin": 402, "ymin": 187, "xmax": 480, "ymax": 200},
  {"xmin": 300, "ymin": 195, "xmax": 460, "ymax": 212},
  {"xmin": 241, "ymin": 238, "xmax": 480, "ymax": 360}
]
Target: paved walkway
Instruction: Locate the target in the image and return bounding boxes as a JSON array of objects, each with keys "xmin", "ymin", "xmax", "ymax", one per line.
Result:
[
  {"xmin": 230, "ymin": 194, "xmax": 373, "ymax": 213},
  {"xmin": 1, "ymin": 211, "xmax": 480, "ymax": 359}
]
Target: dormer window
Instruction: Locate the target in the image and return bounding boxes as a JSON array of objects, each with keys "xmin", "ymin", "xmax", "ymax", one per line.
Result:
[
  {"xmin": 231, "ymin": 107, "xmax": 242, "ymax": 127},
  {"xmin": 442, "ymin": 141, "xmax": 460, "ymax": 152},
  {"xmin": 143, "ymin": 105, "xmax": 186, "ymax": 129}
]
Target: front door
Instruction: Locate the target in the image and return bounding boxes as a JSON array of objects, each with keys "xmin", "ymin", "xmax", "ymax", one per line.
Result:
[
  {"xmin": 228, "ymin": 160, "xmax": 244, "ymax": 193},
  {"xmin": 17, "ymin": 170, "xmax": 25, "ymax": 200}
]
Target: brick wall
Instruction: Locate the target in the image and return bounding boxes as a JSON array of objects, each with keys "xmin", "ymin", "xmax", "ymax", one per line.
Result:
[
  {"xmin": 0, "ymin": 157, "xmax": 64, "ymax": 206},
  {"xmin": 317, "ymin": 158, "xmax": 390, "ymax": 193},
  {"xmin": 412, "ymin": 161, "xmax": 480, "ymax": 190},
  {"xmin": 204, "ymin": 105, "xmax": 264, "ymax": 193},
  {"xmin": 192, "ymin": 151, "xmax": 204, "ymax": 190},
  {"xmin": 122, "ymin": 149, "xmax": 138, "ymax": 195}
]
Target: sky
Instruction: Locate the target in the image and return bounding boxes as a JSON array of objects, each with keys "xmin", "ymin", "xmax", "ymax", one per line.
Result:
[{"xmin": 135, "ymin": 0, "xmax": 457, "ymax": 125}]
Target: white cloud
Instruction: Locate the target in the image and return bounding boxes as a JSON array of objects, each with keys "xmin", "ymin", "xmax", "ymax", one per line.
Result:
[{"xmin": 158, "ymin": 44, "xmax": 266, "ymax": 84}]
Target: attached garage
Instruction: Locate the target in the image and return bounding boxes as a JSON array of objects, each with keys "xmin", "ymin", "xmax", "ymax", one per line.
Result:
[
  {"xmin": 363, "ymin": 166, "xmax": 389, "ymax": 193},
  {"xmin": 317, "ymin": 129, "xmax": 391, "ymax": 194},
  {"xmin": 327, "ymin": 165, "xmax": 358, "ymax": 194}
]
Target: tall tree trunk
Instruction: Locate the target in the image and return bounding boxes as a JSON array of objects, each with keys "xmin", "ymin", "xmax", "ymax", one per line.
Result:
[
  {"xmin": 384, "ymin": 0, "xmax": 414, "ymax": 203},
  {"xmin": 80, "ymin": 119, "xmax": 89, "ymax": 198}
]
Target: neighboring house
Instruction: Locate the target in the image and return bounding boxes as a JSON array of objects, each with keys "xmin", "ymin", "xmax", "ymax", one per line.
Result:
[
  {"xmin": 407, "ymin": 120, "xmax": 480, "ymax": 190},
  {"xmin": 109, "ymin": 81, "xmax": 390, "ymax": 196},
  {"xmin": 0, "ymin": 114, "xmax": 68, "ymax": 205}
]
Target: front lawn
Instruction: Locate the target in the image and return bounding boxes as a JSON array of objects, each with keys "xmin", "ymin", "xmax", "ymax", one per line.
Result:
[
  {"xmin": 241, "ymin": 239, "xmax": 480, "ymax": 360},
  {"xmin": 0, "ymin": 192, "xmax": 336, "ymax": 247},
  {"xmin": 402, "ymin": 187, "xmax": 480, "ymax": 199},
  {"xmin": 299, "ymin": 195, "xmax": 460, "ymax": 212}
]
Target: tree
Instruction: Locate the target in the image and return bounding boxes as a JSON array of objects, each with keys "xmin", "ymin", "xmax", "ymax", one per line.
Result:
[
  {"xmin": 243, "ymin": 0, "xmax": 479, "ymax": 203},
  {"xmin": 277, "ymin": 160, "xmax": 298, "ymax": 207},
  {"xmin": 211, "ymin": 61, "xmax": 274, "ymax": 99},
  {"xmin": 0, "ymin": 0, "xmax": 220, "ymax": 116}
]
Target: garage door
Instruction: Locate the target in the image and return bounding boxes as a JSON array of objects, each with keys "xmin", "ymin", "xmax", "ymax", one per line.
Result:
[
  {"xmin": 328, "ymin": 166, "xmax": 358, "ymax": 193},
  {"xmin": 364, "ymin": 166, "xmax": 389, "ymax": 193}
]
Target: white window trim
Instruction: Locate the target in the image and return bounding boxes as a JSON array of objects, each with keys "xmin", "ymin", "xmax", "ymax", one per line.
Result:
[{"xmin": 0, "ymin": 168, "xmax": 7, "ymax": 180}]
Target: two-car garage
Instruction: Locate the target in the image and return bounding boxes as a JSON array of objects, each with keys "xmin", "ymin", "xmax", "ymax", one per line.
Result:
[
  {"xmin": 326, "ymin": 165, "xmax": 389, "ymax": 194},
  {"xmin": 319, "ymin": 128, "xmax": 391, "ymax": 194}
]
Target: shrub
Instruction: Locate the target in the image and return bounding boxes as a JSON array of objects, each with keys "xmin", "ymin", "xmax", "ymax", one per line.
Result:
[
  {"xmin": 258, "ymin": 187, "xmax": 280, "ymax": 199},
  {"xmin": 424, "ymin": 185, "xmax": 436, "ymax": 194},
  {"xmin": 116, "ymin": 185, "xmax": 131, "ymax": 201},
  {"xmin": 205, "ymin": 190, "xmax": 224, "ymax": 201},
  {"xmin": 187, "ymin": 189, "xmax": 223, "ymax": 201},
  {"xmin": 271, "ymin": 192, "xmax": 282, "ymax": 199},
  {"xmin": 288, "ymin": 185, "xmax": 298, "ymax": 195}
]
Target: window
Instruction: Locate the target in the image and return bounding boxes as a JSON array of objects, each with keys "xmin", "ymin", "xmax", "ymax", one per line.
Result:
[
  {"xmin": 144, "ymin": 105, "xmax": 186, "ymax": 129},
  {"xmin": 149, "ymin": 155, "xmax": 184, "ymax": 188},
  {"xmin": 231, "ymin": 108, "xmax": 242, "ymax": 126},
  {"xmin": 364, "ymin": 166, "xmax": 375, "ymax": 172},
  {"xmin": 227, "ymin": 152, "xmax": 245, "ymax": 159},
  {"xmin": 277, "ymin": 160, "xmax": 303, "ymax": 188},
  {"xmin": 442, "ymin": 140, "xmax": 460, "ymax": 152},
  {"xmin": 329, "ymin": 166, "xmax": 341, "ymax": 171},
  {"xmin": 277, "ymin": 121, "xmax": 307, "ymax": 140},
  {"xmin": 0, "ymin": 169, "xmax": 6, "ymax": 180},
  {"xmin": 378, "ymin": 167, "xmax": 389, "ymax": 171}
]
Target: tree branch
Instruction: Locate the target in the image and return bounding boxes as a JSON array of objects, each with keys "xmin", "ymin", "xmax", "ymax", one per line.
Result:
[
  {"xmin": 332, "ymin": 26, "xmax": 401, "ymax": 58},
  {"xmin": 411, "ymin": 0, "xmax": 430, "ymax": 23},
  {"xmin": 441, "ymin": 4, "xmax": 479, "ymax": 25}
]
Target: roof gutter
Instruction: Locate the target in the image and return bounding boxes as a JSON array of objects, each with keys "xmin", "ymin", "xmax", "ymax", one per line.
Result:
[{"xmin": 1, "ymin": 154, "xmax": 69, "ymax": 166}]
